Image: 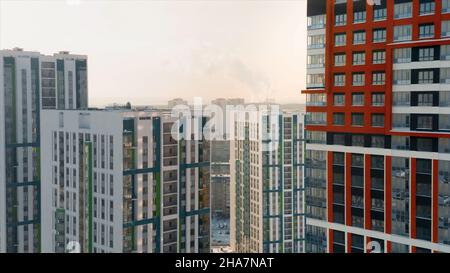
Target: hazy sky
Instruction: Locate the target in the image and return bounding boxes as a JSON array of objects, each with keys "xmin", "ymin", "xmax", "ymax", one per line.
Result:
[{"xmin": 0, "ymin": 0, "xmax": 307, "ymax": 106}]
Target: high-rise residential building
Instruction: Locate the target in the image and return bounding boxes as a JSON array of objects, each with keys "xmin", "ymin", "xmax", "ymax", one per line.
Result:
[
  {"xmin": 0, "ymin": 48, "xmax": 88, "ymax": 253},
  {"xmin": 211, "ymin": 140, "xmax": 231, "ymax": 247},
  {"xmin": 209, "ymin": 98, "xmax": 245, "ymax": 247},
  {"xmin": 211, "ymin": 140, "xmax": 231, "ymax": 218},
  {"xmin": 40, "ymin": 109, "xmax": 210, "ymax": 253},
  {"xmin": 230, "ymin": 111, "xmax": 305, "ymax": 253},
  {"xmin": 304, "ymin": 0, "xmax": 450, "ymax": 253}
]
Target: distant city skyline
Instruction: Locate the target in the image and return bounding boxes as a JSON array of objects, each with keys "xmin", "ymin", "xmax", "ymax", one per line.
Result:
[{"xmin": 0, "ymin": 0, "xmax": 307, "ymax": 106}]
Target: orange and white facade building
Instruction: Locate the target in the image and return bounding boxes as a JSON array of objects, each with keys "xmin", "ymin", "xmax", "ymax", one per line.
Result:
[{"xmin": 304, "ymin": 0, "xmax": 450, "ymax": 253}]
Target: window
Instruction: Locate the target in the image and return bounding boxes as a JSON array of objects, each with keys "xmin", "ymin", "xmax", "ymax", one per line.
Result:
[
  {"xmin": 441, "ymin": 68, "xmax": 450, "ymax": 83},
  {"xmin": 420, "ymin": 0, "xmax": 435, "ymax": 15},
  {"xmin": 353, "ymin": 52, "xmax": 365, "ymax": 65},
  {"xmin": 352, "ymin": 135, "xmax": 365, "ymax": 147},
  {"xmin": 352, "ymin": 73, "xmax": 365, "ymax": 86},
  {"xmin": 439, "ymin": 115, "xmax": 450, "ymax": 130},
  {"xmin": 333, "ymin": 113, "xmax": 345, "ymax": 126},
  {"xmin": 372, "ymin": 114, "xmax": 385, "ymax": 127},
  {"xmin": 354, "ymin": 10, "xmax": 366, "ymax": 23},
  {"xmin": 392, "ymin": 136, "xmax": 410, "ymax": 150},
  {"xmin": 442, "ymin": 45, "xmax": 450, "ymax": 60},
  {"xmin": 307, "ymin": 54, "xmax": 325, "ymax": 68},
  {"xmin": 372, "ymin": 93, "xmax": 385, "ymax": 106},
  {"xmin": 418, "ymin": 70, "xmax": 434, "ymax": 84},
  {"xmin": 417, "ymin": 138, "xmax": 434, "ymax": 152},
  {"xmin": 352, "ymin": 113, "xmax": 364, "ymax": 126},
  {"xmin": 418, "ymin": 93, "xmax": 434, "ymax": 106},
  {"xmin": 308, "ymin": 34, "xmax": 325, "ymax": 49},
  {"xmin": 442, "ymin": 21, "xmax": 450, "ymax": 37},
  {"xmin": 306, "ymin": 112, "xmax": 327, "ymax": 125},
  {"xmin": 394, "ymin": 48, "xmax": 411, "ymax": 63},
  {"xmin": 372, "ymin": 72, "xmax": 386, "ymax": 85},
  {"xmin": 394, "ymin": 25, "xmax": 412, "ymax": 41},
  {"xmin": 440, "ymin": 91, "xmax": 450, "ymax": 106},
  {"xmin": 308, "ymin": 14, "xmax": 326, "ymax": 30},
  {"xmin": 393, "ymin": 70, "xmax": 411, "ymax": 85},
  {"xmin": 353, "ymin": 31, "xmax": 366, "ymax": 45},
  {"xmin": 372, "ymin": 136, "xmax": 385, "ymax": 148},
  {"xmin": 419, "ymin": 24, "xmax": 435, "ymax": 39},
  {"xmin": 394, "ymin": 2, "xmax": 412, "ymax": 19},
  {"xmin": 335, "ymin": 33, "xmax": 346, "ymax": 46},
  {"xmin": 393, "ymin": 92, "xmax": 411, "ymax": 106},
  {"xmin": 334, "ymin": 53, "xmax": 346, "ymax": 66},
  {"xmin": 307, "ymin": 74, "xmax": 325, "ymax": 88},
  {"xmin": 419, "ymin": 47, "xmax": 435, "ymax": 61},
  {"xmin": 306, "ymin": 131, "xmax": 326, "ymax": 144},
  {"xmin": 335, "ymin": 14, "xmax": 346, "ymax": 26},
  {"xmin": 334, "ymin": 73, "xmax": 346, "ymax": 87},
  {"xmin": 373, "ymin": 29, "xmax": 386, "ymax": 43},
  {"xmin": 417, "ymin": 115, "xmax": 433, "ymax": 130},
  {"xmin": 352, "ymin": 93, "xmax": 364, "ymax": 106},
  {"xmin": 373, "ymin": 50, "xmax": 386, "ymax": 64},
  {"xmin": 393, "ymin": 114, "xmax": 410, "ymax": 128},
  {"xmin": 444, "ymin": 0, "xmax": 450, "ymax": 13},
  {"xmin": 306, "ymin": 93, "xmax": 327, "ymax": 106},
  {"xmin": 374, "ymin": 6, "xmax": 387, "ymax": 21},
  {"xmin": 334, "ymin": 93, "xmax": 345, "ymax": 106}
]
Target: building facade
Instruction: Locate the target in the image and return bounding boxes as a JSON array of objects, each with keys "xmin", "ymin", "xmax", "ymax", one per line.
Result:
[
  {"xmin": 0, "ymin": 48, "xmax": 88, "ymax": 253},
  {"xmin": 211, "ymin": 140, "xmax": 231, "ymax": 218},
  {"xmin": 305, "ymin": 0, "xmax": 450, "ymax": 253},
  {"xmin": 230, "ymin": 111, "xmax": 305, "ymax": 253},
  {"xmin": 40, "ymin": 110, "xmax": 210, "ymax": 253}
]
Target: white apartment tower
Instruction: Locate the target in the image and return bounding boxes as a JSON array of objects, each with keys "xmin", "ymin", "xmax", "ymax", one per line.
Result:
[
  {"xmin": 0, "ymin": 48, "xmax": 88, "ymax": 253},
  {"xmin": 230, "ymin": 111, "xmax": 306, "ymax": 253},
  {"xmin": 40, "ymin": 109, "xmax": 210, "ymax": 253}
]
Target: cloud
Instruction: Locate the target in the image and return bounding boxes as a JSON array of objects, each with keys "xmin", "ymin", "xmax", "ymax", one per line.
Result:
[{"xmin": 187, "ymin": 42, "xmax": 273, "ymax": 100}]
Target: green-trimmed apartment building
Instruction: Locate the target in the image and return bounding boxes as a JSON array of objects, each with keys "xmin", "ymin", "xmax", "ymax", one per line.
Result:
[
  {"xmin": 0, "ymin": 48, "xmax": 88, "ymax": 253},
  {"xmin": 40, "ymin": 109, "xmax": 210, "ymax": 253},
  {"xmin": 230, "ymin": 111, "xmax": 306, "ymax": 253}
]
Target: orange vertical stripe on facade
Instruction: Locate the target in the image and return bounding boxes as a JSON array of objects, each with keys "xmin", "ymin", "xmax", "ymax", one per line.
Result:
[
  {"xmin": 386, "ymin": 241, "xmax": 392, "ymax": 253},
  {"xmin": 385, "ymin": 156, "xmax": 392, "ymax": 235},
  {"xmin": 364, "ymin": 155, "xmax": 372, "ymax": 229},
  {"xmin": 411, "ymin": 158, "xmax": 417, "ymax": 240},
  {"xmin": 347, "ymin": 233, "xmax": 352, "ymax": 253},
  {"xmin": 345, "ymin": 153, "xmax": 352, "ymax": 227},
  {"xmin": 432, "ymin": 159, "xmax": 439, "ymax": 243}
]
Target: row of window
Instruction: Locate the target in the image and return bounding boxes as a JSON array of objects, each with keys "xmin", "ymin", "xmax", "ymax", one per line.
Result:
[
  {"xmin": 308, "ymin": 44, "xmax": 450, "ymax": 70},
  {"xmin": 332, "ymin": 22, "xmax": 438, "ymax": 48},
  {"xmin": 307, "ymin": 93, "xmax": 385, "ymax": 107},
  {"xmin": 333, "ymin": 72, "xmax": 386, "ymax": 87},
  {"xmin": 334, "ymin": 50, "xmax": 386, "ymax": 67},
  {"xmin": 333, "ymin": 92, "xmax": 385, "ymax": 107},
  {"xmin": 393, "ymin": 68, "xmax": 450, "ymax": 85},
  {"xmin": 308, "ymin": 111, "xmax": 450, "ymax": 131},
  {"xmin": 306, "ymin": 112, "xmax": 385, "ymax": 128},
  {"xmin": 393, "ymin": 91, "xmax": 450, "ymax": 107},
  {"xmin": 308, "ymin": 0, "xmax": 450, "ymax": 29},
  {"xmin": 334, "ymin": 29, "xmax": 386, "ymax": 46},
  {"xmin": 393, "ymin": 113, "xmax": 450, "ymax": 131},
  {"xmin": 332, "ymin": 113, "xmax": 385, "ymax": 128}
]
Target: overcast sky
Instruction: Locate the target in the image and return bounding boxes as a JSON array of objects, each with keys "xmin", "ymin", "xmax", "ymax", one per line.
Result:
[{"xmin": 0, "ymin": 0, "xmax": 307, "ymax": 106}]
